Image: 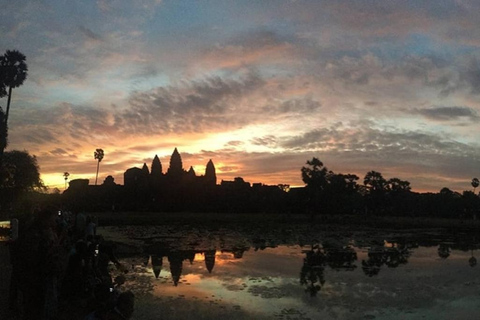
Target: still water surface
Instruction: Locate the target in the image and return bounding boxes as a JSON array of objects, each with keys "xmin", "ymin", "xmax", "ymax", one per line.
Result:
[{"xmin": 104, "ymin": 227, "xmax": 480, "ymax": 320}]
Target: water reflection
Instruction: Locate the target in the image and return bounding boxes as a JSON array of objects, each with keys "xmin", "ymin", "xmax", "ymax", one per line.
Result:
[
  {"xmin": 106, "ymin": 227, "xmax": 480, "ymax": 319},
  {"xmin": 362, "ymin": 244, "xmax": 410, "ymax": 277},
  {"xmin": 300, "ymin": 246, "xmax": 325, "ymax": 297},
  {"xmin": 128, "ymin": 230, "xmax": 480, "ymax": 295}
]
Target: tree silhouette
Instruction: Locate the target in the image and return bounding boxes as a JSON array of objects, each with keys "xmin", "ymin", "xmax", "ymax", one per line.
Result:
[
  {"xmin": 0, "ymin": 50, "xmax": 28, "ymax": 126},
  {"xmin": 300, "ymin": 247, "xmax": 326, "ymax": 297},
  {"xmin": 301, "ymin": 158, "xmax": 329, "ymax": 190},
  {"xmin": 364, "ymin": 171, "xmax": 388, "ymax": 193},
  {"xmin": 471, "ymin": 178, "xmax": 479, "ymax": 193},
  {"xmin": 363, "ymin": 171, "xmax": 390, "ymax": 214},
  {"xmin": 63, "ymin": 171, "xmax": 70, "ymax": 190},
  {"xmin": 301, "ymin": 158, "xmax": 331, "ymax": 216},
  {"xmin": 388, "ymin": 178, "xmax": 411, "ymax": 193},
  {"xmin": 0, "ymin": 108, "xmax": 7, "ymax": 159},
  {"xmin": 94, "ymin": 148, "xmax": 104, "ymax": 185},
  {"xmin": 1, "ymin": 150, "xmax": 44, "ymax": 191}
]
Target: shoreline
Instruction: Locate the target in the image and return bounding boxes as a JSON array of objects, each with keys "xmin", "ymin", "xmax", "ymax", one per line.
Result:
[{"xmin": 91, "ymin": 211, "xmax": 480, "ymax": 231}]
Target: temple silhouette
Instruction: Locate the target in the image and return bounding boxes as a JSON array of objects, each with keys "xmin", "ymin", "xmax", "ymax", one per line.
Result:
[
  {"xmin": 124, "ymin": 148, "xmax": 217, "ymax": 196},
  {"xmin": 64, "ymin": 148, "xmax": 288, "ymax": 212}
]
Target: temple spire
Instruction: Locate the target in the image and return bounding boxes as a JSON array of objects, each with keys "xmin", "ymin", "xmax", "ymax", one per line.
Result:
[
  {"xmin": 167, "ymin": 148, "xmax": 184, "ymax": 178},
  {"xmin": 151, "ymin": 154, "xmax": 163, "ymax": 177},
  {"xmin": 142, "ymin": 163, "xmax": 149, "ymax": 175},
  {"xmin": 205, "ymin": 159, "xmax": 216, "ymax": 186}
]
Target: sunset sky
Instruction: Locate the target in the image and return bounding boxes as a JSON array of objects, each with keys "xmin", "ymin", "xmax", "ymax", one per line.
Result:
[{"xmin": 1, "ymin": 0, "xmax": 480, "ymax": 192}]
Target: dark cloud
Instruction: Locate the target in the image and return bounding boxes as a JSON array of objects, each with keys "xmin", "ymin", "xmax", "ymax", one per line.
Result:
[
  {"xmin": 9, "ymin": 102, "xmax": 114, "ymax": 147},
  {"xmin": 281, "ymin": 128, "xmax": 338, "ymax": 150},
  {"xmin": 415, "ymin": 106, "xmax": 479, "ymax": 122},
  {"xmin": 225, "ymin": 141, "xmax": 244, "ymax": 147},
  {"xmin": 227, "ymin": 29, "xmax": 291, "ymax": 50},
  {"xmin": 218, "ymin": 166, "xmax": 238, "ymax": 173},
  {"xmin": 117, "ymin": 73, "xmax": 265, "ymax": 134},
  {"xmin": 78, "ymin": 25, "xmax": 102, "ymax": 41},
  {"xmin": 9, "ymin": 127, "xmax": 60, "ymax": 146},
  {"xmin": 115, "ymin": 73, "xmax": 323, "ymax": 135},
  {"xmin": 199, "ymin": 28, "xmax": 299, "ymax": 70},
  {"xmin": 278, "ymin": 97, "xmax": 320, "ymax": 113},
  {"xmin": 250, "ymin": 136, "xmax": 277, "ymax": 147},
  {"xmin": 460, "ymin": 58, "xmax": 480, "ymax": 94},
  {"xmin": 49, "ymin": 148, "xmax": 69, "ymax": 156},
  {"xmin": 427, "ymin": 74, "xmax": 458, "ymax": 97},
  {"xmin": 280, "ymin": 125, "xmax": 476, "ymax": 161}
]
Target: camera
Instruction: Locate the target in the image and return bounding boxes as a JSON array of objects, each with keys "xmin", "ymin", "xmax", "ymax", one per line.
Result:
[{"xmin": 0, "ymin": 219, "xmax": 19, "ymax": 242}]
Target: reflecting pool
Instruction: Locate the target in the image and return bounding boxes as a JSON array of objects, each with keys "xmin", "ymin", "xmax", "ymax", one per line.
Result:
[{"xmin": 101, "ymin": 226, "xmax": 480, "ymax": 320}]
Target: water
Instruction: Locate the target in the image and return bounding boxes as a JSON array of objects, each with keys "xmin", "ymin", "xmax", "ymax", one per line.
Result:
[{"xmin": 103, "ymin": 226, "xmax": 480, "ymax": 320}]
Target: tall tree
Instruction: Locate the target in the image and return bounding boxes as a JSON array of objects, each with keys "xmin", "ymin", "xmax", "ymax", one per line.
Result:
[
  {"xmin": 364, "ymin": 171, "xmax": 388, "ymax": 193},
  {"xmin": 471, "ymin": 178, "xmax": 479, "ymax": 193},
  {"xmin": 301, "ymin": 158, "xmax": 331, "ymax": 215},
  {"xmin": 94, "ymin": 148, "xmax": 104, "ymax": 185},
  {"xmin": 301, "ymin": 158, "xmax": 329, "ymax": 190},
  {"xmin": 0, "ymin": 108, "xmax": 7, "ymax": 159},
  {"xmin": 388, "ymin": 178, "xmax": 411, "ymax": 193},
  {"xmin": 0, "ymin": 50, "xmax": 28, "ymax": 126},
  {"xmin": 363, "ymin": 171, "xmax": 389, "ymax": 214}
]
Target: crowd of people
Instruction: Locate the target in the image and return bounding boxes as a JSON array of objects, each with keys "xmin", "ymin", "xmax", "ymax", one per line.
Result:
[{"xmin": 7, "ymin": 208, "xmax": 134, "ymax": 320}]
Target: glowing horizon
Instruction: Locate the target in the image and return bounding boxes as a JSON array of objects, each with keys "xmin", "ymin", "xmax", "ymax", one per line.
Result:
[{"xmin": 2, "ymin": 1, "xmax": 480, "ymax": 193}]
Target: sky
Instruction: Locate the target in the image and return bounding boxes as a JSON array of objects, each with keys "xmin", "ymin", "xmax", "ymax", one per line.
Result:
[{"xmin": 1, "ymin": 0, "xmax": 480, "ymax": 192}]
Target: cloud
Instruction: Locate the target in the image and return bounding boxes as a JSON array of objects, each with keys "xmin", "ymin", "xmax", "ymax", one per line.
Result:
[
  {"xmin": 225, "ymin": 141, "xmax": 244, "ymax": 147},
  {"xmin": 78, "ymin": 25, "xmax": 103, "ymax": 42},
  {"xmin": 115, "ymin": 72, "xmax": 323, "ymax": 135},
  {"xmin": 8, "ymin": 102, "xmax": 115, "ymax": 152},
  {"xmin": 279, "ymin": 123, "xmax": 478, "ymax": 162},
  {"xmin": 415, "ymin": 106, "xmax": 479, "ymax": 122},
  {"xmin": 49, "ymin": 148, "xmax": 70, "ymax": 156},
  {"xmin": 250, "ymin": 136, "xmax": 277, "ymax": 147},
  {"xmin": 116, "ymin": 72, "xmax": 264, "ymax": 134},
  {"xmin": 270, "ymin": 97, "xmax": 321, "ymax": 114},
  {"xmin": 460, "ymin": 58, "xmax": 480, "ymax": 94},
  {"xmin": 196, "ymin": 29, "xmax": 297, "ymax": 71}
]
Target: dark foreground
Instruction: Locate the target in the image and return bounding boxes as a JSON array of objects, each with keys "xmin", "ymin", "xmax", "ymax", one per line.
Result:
[{"xmin": 1, "ymin": 212, "xmax": 480, "ymax": 320}]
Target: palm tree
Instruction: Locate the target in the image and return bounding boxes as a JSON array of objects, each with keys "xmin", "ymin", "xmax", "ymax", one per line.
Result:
[
  {"xmin": 0, "ymin": 108, "xmax": 7, "ymax": 160},
  {"xmin": 0, "ymin": 50, "xmax": 28, "ymax": 126},
  {"xmin": 471, "ymin": 178, "xmax": 479, "ymax": 193},
  {"xmin": 94, "ymin": 148, "xmax": 104, "ymax": 185},
  {"xmin": 63, "ymin": 171, "xmax": 70, "ymax": 190}
]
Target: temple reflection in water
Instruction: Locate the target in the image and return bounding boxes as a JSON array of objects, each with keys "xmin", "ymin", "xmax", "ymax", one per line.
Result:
[{"xmin": 134, "ymin": 231, "xmax": 478, "ymax": 294}]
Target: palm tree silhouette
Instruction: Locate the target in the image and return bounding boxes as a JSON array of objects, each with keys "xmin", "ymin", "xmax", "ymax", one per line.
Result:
[
  {"xmin": 0, "ymin": 108, "xmax": 7, "ymax": 158},
  {"xmin": 471, "ymin": 178, "xmax": 479, "ymax": 193},
  {"xmin": 63, "ymin": 171, "xmax": 70, "ymax": 190},
  {"xmin": 0, "ymin": 50, "xmax": 28, "ymax": 126},
  {"xmin": 94, "ymin": 149, "xmax": 104, "ymax": 185}
]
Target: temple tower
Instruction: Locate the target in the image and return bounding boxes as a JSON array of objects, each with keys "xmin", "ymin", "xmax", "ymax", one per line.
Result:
[
  {"xmin": 142, "ymin": 163, "xmax": 149, "ymax": 175},
  {"xmin": 205, "ymin": 159, "xmax": 217, "ymax": 186},
  {"xmin": 167, "ymin": 148, "xmax": 184, "ymax": 180},
  {"xmin": 151, "ymin": 155, "xmax": 163, "ymax": 177}
]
